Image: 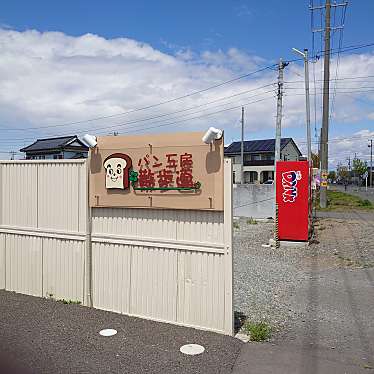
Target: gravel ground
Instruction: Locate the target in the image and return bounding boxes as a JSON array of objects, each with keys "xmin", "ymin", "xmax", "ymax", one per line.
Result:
[
  {"xmin": 234, "ymin": 212, "xmax": 374, "ymax": 329},
  {"xmin": 233, "ymin": 211, "xmax": 374, "ymax": 370},
  {"xmin": 0, "ymin": 290, "xmax": 242, "ymax": 374},
  {"xmin": 233, "ymin": 218, "xmax": 305, "ymax": 331}
]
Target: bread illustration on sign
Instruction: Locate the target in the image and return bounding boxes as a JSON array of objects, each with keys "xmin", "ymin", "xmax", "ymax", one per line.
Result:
[{"xmin": 103, "ymin": 153, "xmax": 133, "ymax": 189}]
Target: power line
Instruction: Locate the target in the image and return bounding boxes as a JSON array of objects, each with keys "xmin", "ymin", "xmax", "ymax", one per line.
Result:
[
  {"xmin": 297, "ymin": 133, "xmax": 374, "ymax": 145},
  {"xmin": 285, "ymin": 88, "xmax": 374, "ymax": 95},
  {"xmin": 330, "ymin": 1, "xmax": 348, "ymax": 119},
  {"xmin": 0, "ymin": 65, "xmax": 277, "ymax": 131},
  {"xmin": 285, "ymin": 74, "xmax": 374, "ymax": 83},
  {"xmin": 0, "ymin": 82, "xmax": 277, "ymax": 132},
  {"xmin": 310, "ymin": 0, "xmax": 319, "ymax": 147},
  {"xmin": 0, "ymin": 89, "xmax": 277, "ymax": 144},
  {"xmin": 0, "ymin": 40, "xmax": 372, "ymax": 134},
  {"xmin": 286, "ymin": 41, "xmax": 374, "ymax": 65},
  {"xmin": 0, "ymin": 93, "xmax": 277, "ymax": 144},
  {"xmin": 89, "ymin": 90, "xmax": 276, "ymax": 136},
  {"xmin": 285, "ymin": 86, "xmax": 374, "ymax": 91},
  {"xmin": 94, "ymin": 95, "xmax": 276, "ymax": 136}
]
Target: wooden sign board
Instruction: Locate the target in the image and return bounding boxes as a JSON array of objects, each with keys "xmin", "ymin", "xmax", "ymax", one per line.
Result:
[{"xmin": 89, "ymin": 132, "xmax": 224, "ymax": 210}]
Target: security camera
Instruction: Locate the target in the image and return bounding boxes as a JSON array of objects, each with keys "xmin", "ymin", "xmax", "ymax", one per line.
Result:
[
  {"xmin": 202, "ymin": 127, "xmax": 223, "ymax": 144},
  {"xmin": 82, "ymin": 134, "xmax": 97, "ymax": 148}
]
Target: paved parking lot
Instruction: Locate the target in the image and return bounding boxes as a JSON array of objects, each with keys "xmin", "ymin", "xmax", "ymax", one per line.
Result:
[{"xmin": 0, "ymin": 290, "xmax": 242, "ymax": 374}]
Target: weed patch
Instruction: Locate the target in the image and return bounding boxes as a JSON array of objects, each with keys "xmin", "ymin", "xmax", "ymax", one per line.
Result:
[
  {"xmin": 317, "ymin": 190, "xmax": 373, "ymax": 211},
  {"xmin": 244, "ymin": 321, "xmax": 271, "ymax": 342},
  {"xmin": 60, "ymin": 299, "xmax": 81, "ymax": 305},
  {"xmin": 246, "ymin": 217, "xmax": 258, "ymax": 225}
]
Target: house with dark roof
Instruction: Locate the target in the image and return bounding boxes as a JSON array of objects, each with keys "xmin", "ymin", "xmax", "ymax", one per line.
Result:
[
  {"xmin": 224, "ymin": 138, "xmax": 302, "ymax": 183},
  {"xmin": 20, "ymin": 135, "xmax": 88, "ymax": 160}
]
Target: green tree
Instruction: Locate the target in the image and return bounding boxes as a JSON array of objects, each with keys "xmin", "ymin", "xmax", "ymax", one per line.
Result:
[
  {"xmin": 311, "ymin": 152, "xmax": 320, "ymax": 168},
  {"xmin": 352, "ymin": 158, "xmax": 367, "ymax": 180},
  {"xmin": 337, "ymin": 164, "xmax": 349, "ymax": 183},
  {"xmin": 328, "ymin": 170, "xmax": 336, "ymax": 182}
]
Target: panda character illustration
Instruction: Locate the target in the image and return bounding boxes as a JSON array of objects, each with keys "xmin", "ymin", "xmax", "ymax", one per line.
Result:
[{"xmin": 103, "ymin": 153, "xmax": 132, "ymax": 189}]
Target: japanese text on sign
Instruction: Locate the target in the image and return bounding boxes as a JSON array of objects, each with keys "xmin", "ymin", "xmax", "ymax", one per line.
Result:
[{"xmin": 136, "ymin": 152, "xmax": 197, "ymax": 189}]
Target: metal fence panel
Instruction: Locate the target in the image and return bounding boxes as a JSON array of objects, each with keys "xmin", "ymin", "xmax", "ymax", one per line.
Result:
[
  {"xmin": 0, "ymin": 159, "xmax": 233, "ymax": 335},
  {"xmin": 92, "ymin": 208, "xmax": 178, "ymax": 240},
  {"xmin": 2, "ymin": 163, "xmax": 38, "ymax": 228},
  {"xmin": 43, "ymin": 237, "xmax": 85, "ymax": 302},
  {"xmin": 0, "ymin": 160, "xmax": 86, "ymax": 302},
  {"xmin": 91, "ymin": 207, "xmax": 227, "ymax": 332},
  {"xmin": 5, "ymin": 234, "xmax": 43, "ymax": 296},
  {"xmin": 177, "ymin": 250, "xmax": 225, "ymax": 332},
  {"xmin": 130, "ymin": 245, "xmax": 178, "ymax": 322},
  {"xmin": 38, "ymin": 163, "xmax": 82, "ymax": 232},
  {"xmin": 0, "ymin": 234, "xmax": 5, "ymax": 289},
  {"xmin": 92, "ymin": 242, "xmax": 131, "ymax": 314}
]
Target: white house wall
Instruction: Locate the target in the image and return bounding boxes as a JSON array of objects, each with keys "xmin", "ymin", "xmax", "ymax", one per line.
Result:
[{"xmin": 281, "ymin": 141, "xmax": 300, "ymax": 161}]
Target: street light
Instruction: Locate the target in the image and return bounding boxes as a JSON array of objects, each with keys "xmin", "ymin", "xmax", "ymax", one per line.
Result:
[
  {"xmin": 82, "ymin": 134, "xmax": 97, "ymax": 148},
  {"xmin": 202, "ymin": 127, "xmax": 223, "ymax": 144},
  {"xmin": 292, "ymin": 48, "xmax": 312, "ymax": 162}
]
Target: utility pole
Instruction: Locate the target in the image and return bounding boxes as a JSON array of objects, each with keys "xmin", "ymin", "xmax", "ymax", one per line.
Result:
[
  {"xmin": 292, "ymin": 48, "xmax": 312, "ymax": 161},
  {"xmin": 240, "ymin": 107, "xmax": 244, "ymax": 184},
  {"xmin": 9, "ymin": 151, "xmax": 16, "ymax": 160},
  {"xmin": 275, "ymin": 58, "xmax": 286, "ymax": 164},
  {"xmin": 319, "ymin": 0, "xmax": 331, "ymax": 208},
  {"xmin": 318, "ymin": 128, "xmax": 322, "ymax": 169},
  {"xmin": 369, "ymin": 139, "xmax": 373, "ymax": 187},
  {"xmin": 274, "ymin": 58, "xmax": 287, "ymax": 249}
]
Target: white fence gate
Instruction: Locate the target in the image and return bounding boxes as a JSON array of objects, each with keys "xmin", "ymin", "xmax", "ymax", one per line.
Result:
[{"xmin": 0, "ymin": 159, "xmax": 233, "ymax": 334}]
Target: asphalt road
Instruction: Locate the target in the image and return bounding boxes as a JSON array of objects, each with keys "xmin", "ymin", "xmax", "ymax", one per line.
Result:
[{"xmin": 0, "ymin": 290, "xmax": 242, "ymax": 374}]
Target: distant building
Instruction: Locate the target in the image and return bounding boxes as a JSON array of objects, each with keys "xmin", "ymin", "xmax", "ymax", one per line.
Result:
[
  {"xmin": 224, "ymin": 138, "xmax": 302, "ymax": 183},
  {"xmin": 20, "ymin": 135, "xmax": 88, "ymax": 160}
]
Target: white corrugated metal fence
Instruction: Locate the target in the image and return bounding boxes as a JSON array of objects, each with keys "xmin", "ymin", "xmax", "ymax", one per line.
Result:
[{"xmin": 0, "ymin": 159, "xmax": 233, "ymax": 334}]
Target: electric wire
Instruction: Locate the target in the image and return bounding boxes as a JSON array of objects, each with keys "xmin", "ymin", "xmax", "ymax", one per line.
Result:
[{"xmin": 0, "ymin": 65, "xmax": 277, "ymax": 131}]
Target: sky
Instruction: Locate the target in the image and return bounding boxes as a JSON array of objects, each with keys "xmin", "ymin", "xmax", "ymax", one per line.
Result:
[{"xmin": 0, "ymin": 0, "xmax": 373, "ymax": 168}]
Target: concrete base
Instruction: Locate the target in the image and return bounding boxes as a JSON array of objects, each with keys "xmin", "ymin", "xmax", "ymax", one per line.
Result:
[
  {"xmin": 269, "ymin": 238, "xmax": 309, "ymax": 249},
  {"xmin": 235, "ymin": 333, "xmax": 250, "ymax": 343}
]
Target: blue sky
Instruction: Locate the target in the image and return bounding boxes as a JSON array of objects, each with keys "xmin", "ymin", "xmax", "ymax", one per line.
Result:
[
  {"xmin": 0, "ymin": 0, "xmax": 374, "ymax": 166},
  {"xmin": 2, "ymin": 0, "xmax": 373, "ymax": 59}
]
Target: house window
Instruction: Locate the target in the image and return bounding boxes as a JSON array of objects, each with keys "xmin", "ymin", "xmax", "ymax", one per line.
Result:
[
  {"xmin": 53, "ymin": 154, "xmax": 63, "ymax": 159},
  {"xmin": 263, "ymin": 154, "xmax": 274, "ymax": 161},
  {"xmin": 252, "ymin": 154, "xmax": 261, "ymax": 161}
]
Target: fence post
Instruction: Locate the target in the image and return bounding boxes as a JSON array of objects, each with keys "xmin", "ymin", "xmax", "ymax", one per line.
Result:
[
  {"xmin": 0, "ymin": 164, "xmax": 4, "ymax": 290},
  {"xmin": 224, "ymin": 158, "xmax": 234, "ymax": 335},
  {"xmin": 85, "ymin": 157, "xmax": 93, "ymax": 307}
]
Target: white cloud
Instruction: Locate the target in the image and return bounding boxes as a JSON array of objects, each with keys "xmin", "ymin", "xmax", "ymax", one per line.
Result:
[{"xmin": 0, "ymin": 28, "xmax": 373, "ymax": 157}]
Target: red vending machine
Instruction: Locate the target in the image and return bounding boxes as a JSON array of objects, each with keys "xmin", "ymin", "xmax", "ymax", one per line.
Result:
[{"xmin": 276, "ymin": 161, "xmax": 311, "ymax": 241}]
